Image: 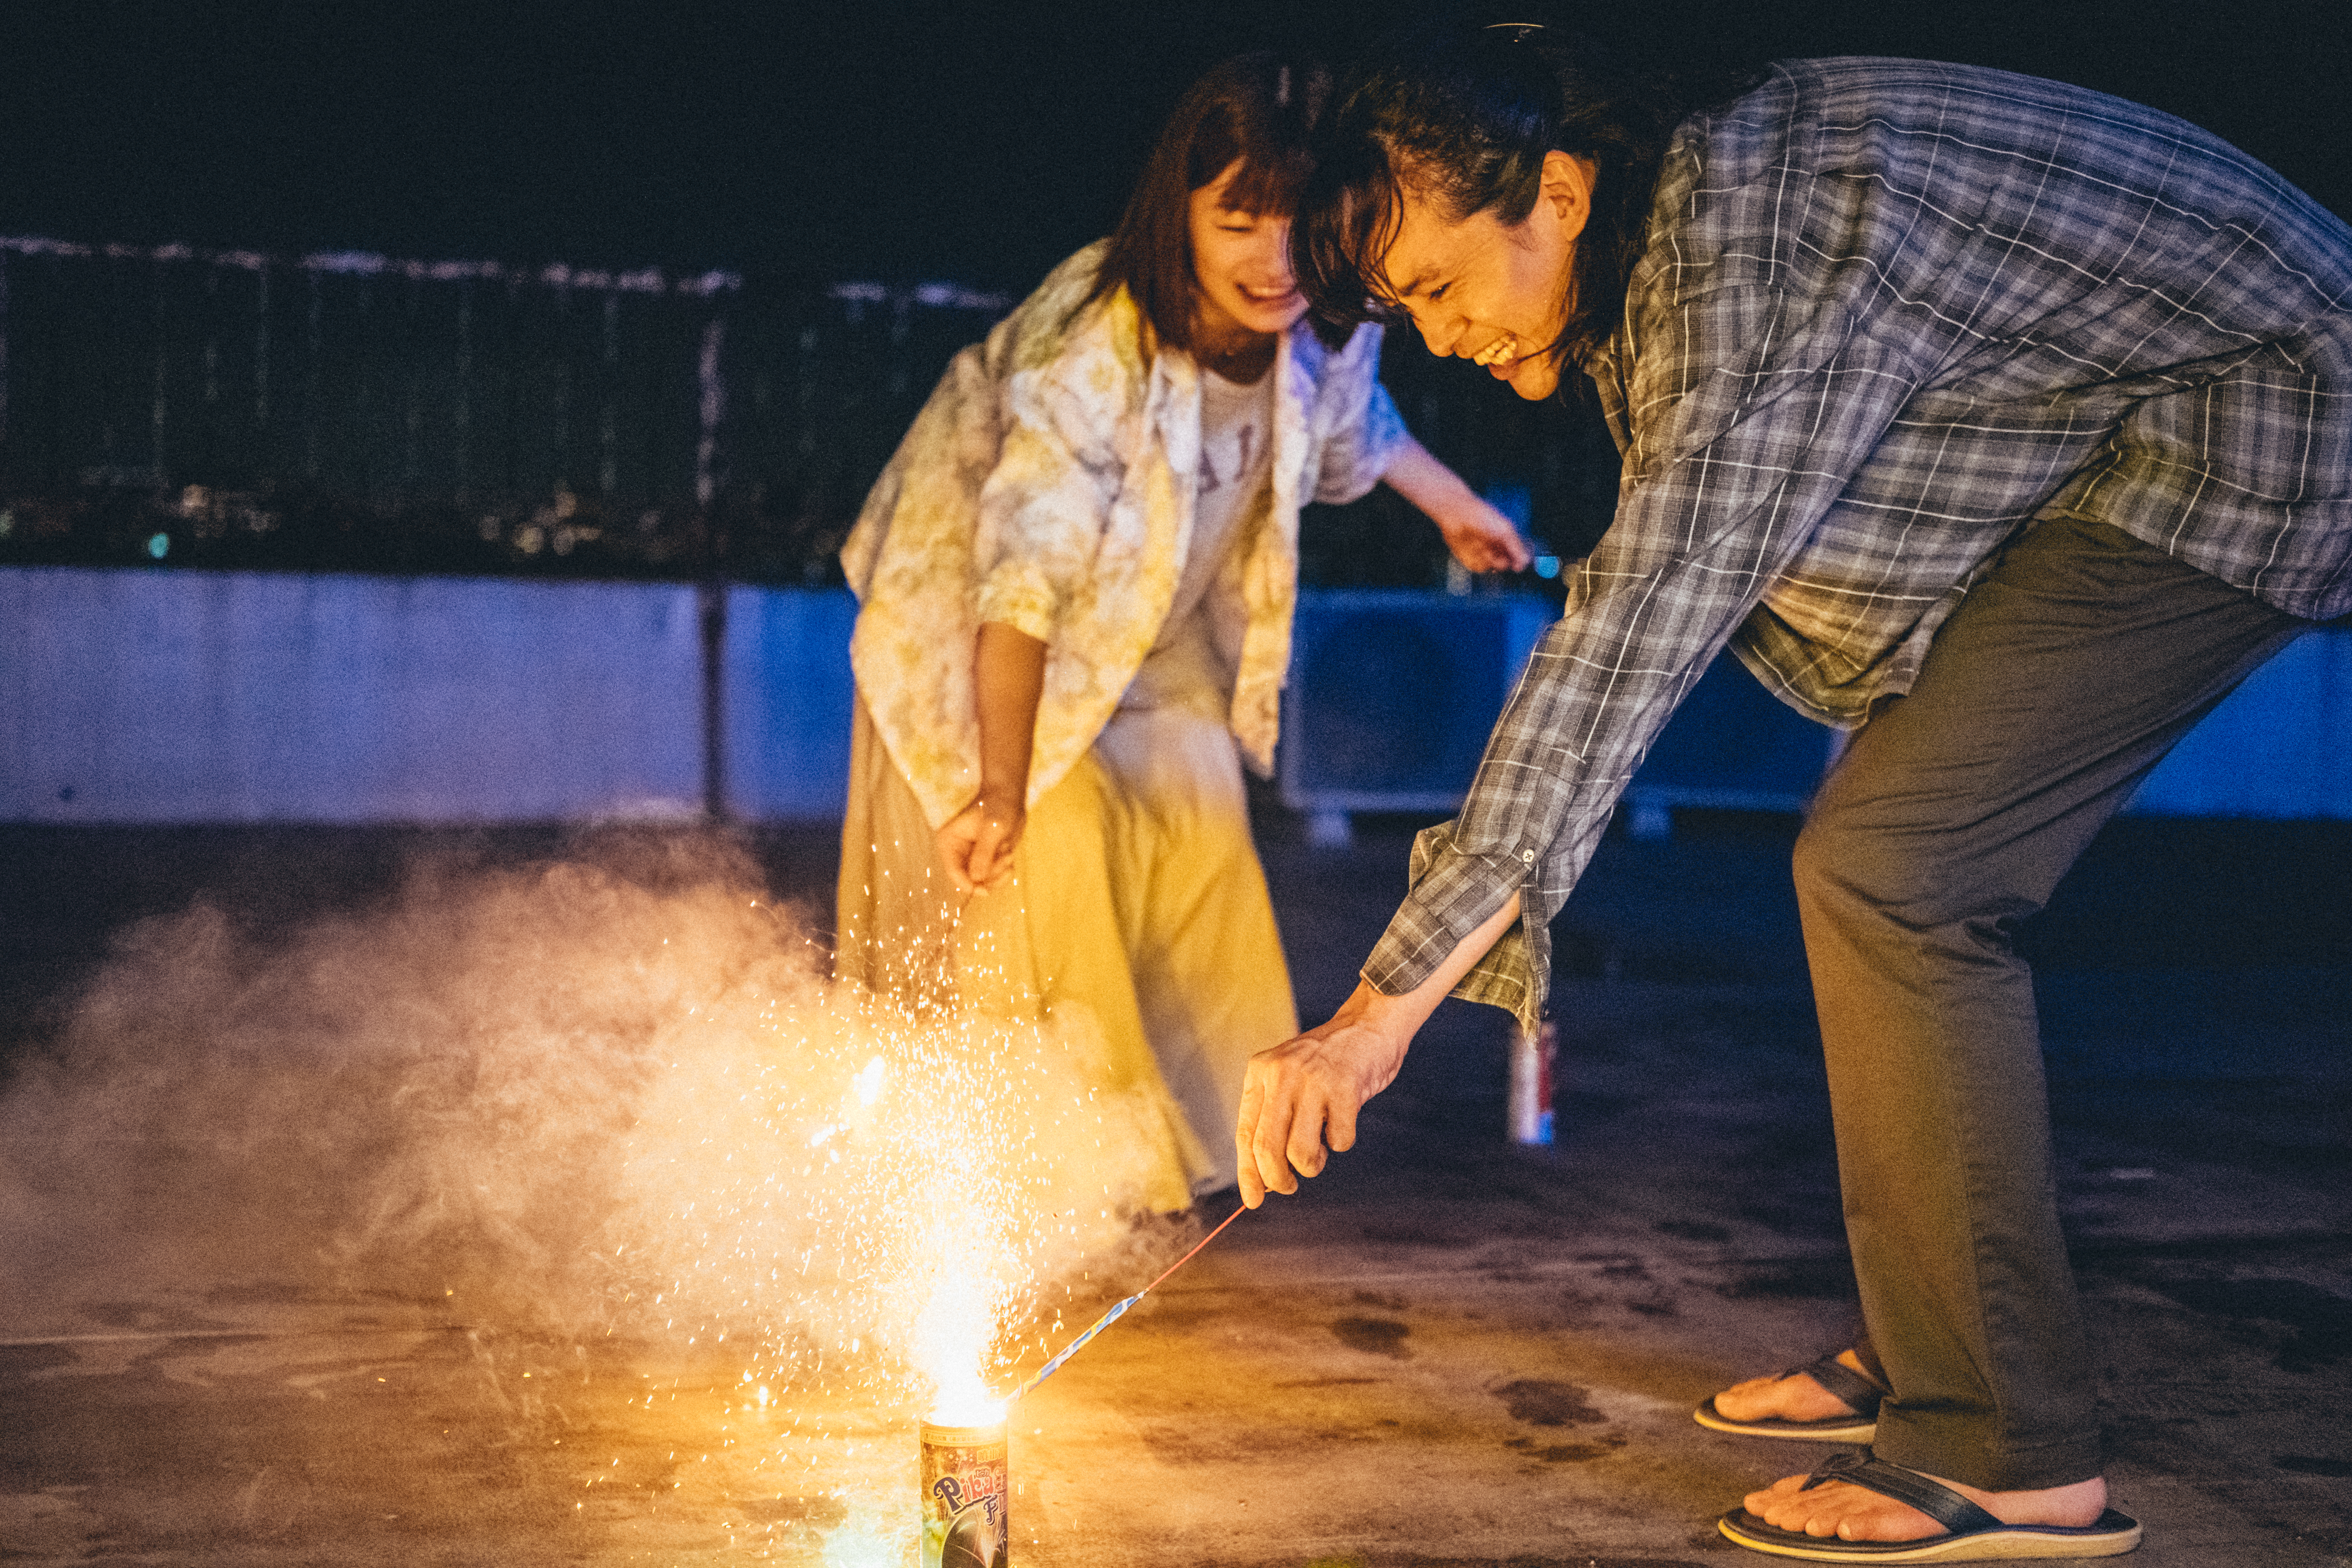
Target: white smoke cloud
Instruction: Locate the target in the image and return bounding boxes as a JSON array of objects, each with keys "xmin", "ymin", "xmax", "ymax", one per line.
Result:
[{"xmin": 0, "ymin": 832, "xmax": 1186, "ymax": 1406}]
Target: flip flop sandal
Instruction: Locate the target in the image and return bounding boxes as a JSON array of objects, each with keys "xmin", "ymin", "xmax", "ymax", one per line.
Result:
[
  {"xmin": 1717, "ymin": 1449, "xmax": 2143, "ymax": 1561},
  {"xmin": 1694, "ymin": 1352, "xmax": 1884, "ymax": 1442}
]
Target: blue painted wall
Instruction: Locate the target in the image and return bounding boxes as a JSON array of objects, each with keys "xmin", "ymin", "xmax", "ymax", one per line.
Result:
[
  {"xmin": 723, "ymin": 585, "xmax": 858, "ymax": 820},
  {"xmin": 2, "ymin": 568, "xmax": 2343, "ymax": 825}
]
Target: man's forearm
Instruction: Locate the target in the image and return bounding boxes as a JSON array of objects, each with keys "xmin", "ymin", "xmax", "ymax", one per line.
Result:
[{"xmin": 1349, "ymin": 890, "xmax": 1524, "ymax": 1039}]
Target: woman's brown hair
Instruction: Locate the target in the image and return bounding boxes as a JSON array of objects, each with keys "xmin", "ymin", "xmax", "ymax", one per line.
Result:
[{"xmin": 1088, "ymin": 51, "xmax": 1349, "ymax": 354}]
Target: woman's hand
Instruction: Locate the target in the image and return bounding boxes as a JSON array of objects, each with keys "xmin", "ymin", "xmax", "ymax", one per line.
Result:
[
  {"xmin": 944, "ymin": 620, "xmax": 1049, "ymax": 894},
  {"xmin": 1435, "ymin": 498, "xmax": 1536, "ymax": 574},
  {"xmin": 937, "ymin": 788, "xmax": 1026, "ymax": 893},
  {"xmin": 1379, "ymin": 435, "xmax": 1536, "ymax": 575}
]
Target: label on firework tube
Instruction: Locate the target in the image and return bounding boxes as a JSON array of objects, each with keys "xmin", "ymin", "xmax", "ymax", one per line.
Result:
[{"xmin": 920, "ymin": 1419, "xmax": 1008, "ymax": 1568}]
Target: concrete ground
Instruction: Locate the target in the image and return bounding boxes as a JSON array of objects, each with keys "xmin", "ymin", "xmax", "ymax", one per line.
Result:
[{"xmin": 1, "ymin": 810, "xmax": 2347, "ymax": 1566}]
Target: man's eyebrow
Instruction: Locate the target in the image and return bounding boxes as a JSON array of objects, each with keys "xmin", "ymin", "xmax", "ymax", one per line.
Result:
[{"xmin": 1384, "ymin": 264, "xmax": 1438, "ymax": 300}]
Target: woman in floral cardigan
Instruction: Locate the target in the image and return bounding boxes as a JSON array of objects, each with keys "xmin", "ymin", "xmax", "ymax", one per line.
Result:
[{"xmin": 838, "ymin": 51, "xmax": 1527, "ymax": 1209}]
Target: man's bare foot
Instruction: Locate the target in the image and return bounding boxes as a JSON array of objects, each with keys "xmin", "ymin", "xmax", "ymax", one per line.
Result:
[
  {"xmin": 1743, "ymin": 1468, "xmax": 2109, "ymax": 1542},
  {"xmin": 1713, "ymin": 1349, "xmax": 1877, "ymax": 1424}
]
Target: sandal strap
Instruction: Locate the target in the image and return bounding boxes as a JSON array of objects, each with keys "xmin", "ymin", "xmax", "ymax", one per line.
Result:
[
  {"xmin": 1785, "ymin": 1353, "xmax": 1885, "ymax": 1417},
  {"xmin": 1800, "ymin": 1450, "xmax": 2002, "ymax": 1535}
]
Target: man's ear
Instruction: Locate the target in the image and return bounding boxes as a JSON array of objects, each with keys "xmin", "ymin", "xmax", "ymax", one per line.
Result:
[{"xmin": 1540, "ymin": 149, "xmax": 1597, "ymax": 245}]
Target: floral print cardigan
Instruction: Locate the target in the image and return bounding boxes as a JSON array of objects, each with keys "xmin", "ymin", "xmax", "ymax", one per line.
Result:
[{"xmin": 841, "ymin": 241, "xmax": 1406, "ymax": 829}]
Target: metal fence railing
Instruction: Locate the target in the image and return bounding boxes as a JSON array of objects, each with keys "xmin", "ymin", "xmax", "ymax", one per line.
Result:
[{"xmin": 0, "ymin": 235, "xmax": 1617, "ymax": 587}]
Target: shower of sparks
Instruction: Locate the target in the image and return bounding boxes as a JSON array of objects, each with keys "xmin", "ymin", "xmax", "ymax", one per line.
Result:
[
  {"xmin": 820, "ymin": 1497, "xmax": 914, "ymax": 1568},
  {"xmin": 586, "ymin": 915, "xmax": 1191, "ymax": 1562},
  {"xmin": 609, "ymin": 984, "xmax": 1150, "ymax": 1400}
]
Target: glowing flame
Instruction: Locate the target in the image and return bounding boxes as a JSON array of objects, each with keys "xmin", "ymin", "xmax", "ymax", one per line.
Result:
[{"xmin": 914, "ymin": 1267, "xmax": 1008, "ymax": 1426}]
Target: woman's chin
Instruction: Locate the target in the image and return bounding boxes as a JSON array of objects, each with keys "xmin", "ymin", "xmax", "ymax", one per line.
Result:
[{"xmin": 1233, "ymin": 296, "xmax": 1308, "ymax": 335}]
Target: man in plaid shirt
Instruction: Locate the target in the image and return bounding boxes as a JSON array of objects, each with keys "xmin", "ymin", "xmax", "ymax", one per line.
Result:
[{"xmin": 1243, "ymin": 25, "xmax": 2348, "ymax": 1561}]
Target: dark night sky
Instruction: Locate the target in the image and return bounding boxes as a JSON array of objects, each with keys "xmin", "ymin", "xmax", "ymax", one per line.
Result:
[{"xmin": 0, "ymin": 0, "xmax": 2346, "ymax": 289}]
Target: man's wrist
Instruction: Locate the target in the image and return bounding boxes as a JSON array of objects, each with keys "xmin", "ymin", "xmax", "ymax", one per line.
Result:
[{"xmin": 1346, "ymin": 974, "xmax": 1439, "ymax": 1044}]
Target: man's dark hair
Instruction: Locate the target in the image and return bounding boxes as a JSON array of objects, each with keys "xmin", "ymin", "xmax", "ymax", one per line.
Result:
[
  {"xmin": 1089, "ymin": 51, "xmax": 1349, "ymax": 354},
  {"xmin": 1293, "ymin": 20, "xmax": 1757, "ymax": 375}
]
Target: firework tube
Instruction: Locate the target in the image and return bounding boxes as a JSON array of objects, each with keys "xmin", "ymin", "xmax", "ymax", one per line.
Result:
[
  {"xmin": 919, "ymin": 1418, "xmax": 1008, "ymax": 1568},
  {"xmin": 1008, "ymin": 1205, "xmax": 1244, "ymax": 1401}
]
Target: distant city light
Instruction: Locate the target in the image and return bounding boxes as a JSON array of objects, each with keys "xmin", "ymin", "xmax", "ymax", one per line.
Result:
[
  {"xmin": 146, "ymin": 533, "xmax": 170, "ymax": 559},
  {"xmin": 1534, "ymin": 555, "xmax": 1560, "ymax": 579}
]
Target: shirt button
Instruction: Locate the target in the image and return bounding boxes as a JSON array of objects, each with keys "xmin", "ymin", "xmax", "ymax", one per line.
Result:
[{"xmin": 1521, "ymin": 849, "xmax": 1536, "ymax": 863}]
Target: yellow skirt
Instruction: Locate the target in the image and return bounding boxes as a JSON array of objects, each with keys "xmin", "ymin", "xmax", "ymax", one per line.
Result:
[{"xmin": 836, "ymin": 697, "xmax": 1298, "ymax": 1211}]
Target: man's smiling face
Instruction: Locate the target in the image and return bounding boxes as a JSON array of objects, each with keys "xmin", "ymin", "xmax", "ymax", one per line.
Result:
[{"xmin": 1375, "ymin": 150, "xmax": 1595, "ymax": 401}]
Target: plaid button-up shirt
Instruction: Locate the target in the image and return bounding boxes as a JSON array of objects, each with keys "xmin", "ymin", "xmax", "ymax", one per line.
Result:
[{"xmin": 1364, "ymin": 57, "xmax": 2352, "ymax": 1031}]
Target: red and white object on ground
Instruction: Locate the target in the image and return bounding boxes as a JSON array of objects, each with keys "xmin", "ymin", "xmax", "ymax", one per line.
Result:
[{"xmin": 1509, "ymin": 1019, "xmax": 1557, "ymax": 1146}]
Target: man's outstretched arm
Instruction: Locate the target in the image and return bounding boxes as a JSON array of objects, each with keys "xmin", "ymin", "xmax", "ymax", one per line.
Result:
[{"xmin": 1236, "ymin": 891, "xmax": 1523, "ymax": 1207}]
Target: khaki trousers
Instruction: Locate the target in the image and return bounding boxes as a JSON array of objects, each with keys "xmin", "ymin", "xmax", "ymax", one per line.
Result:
[
  {"xmin": 1796, "ymin": 514, "xmax": 2311, "ymax": 1489},
  {"xmin": 837, "ymin": 699, "xmax": 1298, "ymax": 1211}
]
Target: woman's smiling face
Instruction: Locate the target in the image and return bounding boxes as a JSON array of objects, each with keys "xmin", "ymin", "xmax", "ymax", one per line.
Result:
[
  {"xmin": 1189, "ymin": 159, "xmax": 1311, "ymax": 343},
  {"xmin": 1375, "ymin": 150, "xmax": 1595, "ymax": 401}
]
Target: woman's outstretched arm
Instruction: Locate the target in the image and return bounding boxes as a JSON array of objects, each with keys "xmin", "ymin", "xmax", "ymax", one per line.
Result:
[{"xmin": 1380, "ymin": 435, "xmax": 1534, "ymax": 574}]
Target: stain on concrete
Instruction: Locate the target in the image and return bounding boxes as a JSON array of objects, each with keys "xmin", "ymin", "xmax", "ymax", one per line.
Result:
[
  {"xmin": 1505, "ymin": 1432, "xmax": 1629, "ymax": 1462},
  {"xmin": 1736, "ymin": 1200, "xmax": 1848, "ymax": 1240},
  {"xmin": 1655, "ymin": 1220, "xmax": 1732, "ymax": 1243},
  {"xmin": 1715, "ymin": 1256, "xmax": 1856, "ymax": 1300},
  {"xmin": 1273, "ymin": 1377, "xmax": 1386, "ymax": 1388},
  {"xmin": 1351, "ymin": 1290, "xmax": 1408, "ymax": 1311},
  {"xmin": 1331, "ymin": 1317, "xmax": 1411, "ymax": 1358},
  {"xmin": 1491, "ymin": 1378, "xmax": 1606, "ymax": 1426},
  {"xmin": 2275, "ymin": 1454, "xmax": 2352, "ymax": 1477},
  {"xmin": 2154, "ymin": 1278, "xmax": 2352, "ymax": 1371},
  {"xmin": 82, "ymin": 1299, "xmax": 236, "ymax": 1331},
  {"xmin": 0, "ymin": 1344, "xmax": 78, "ymax": 1384}
]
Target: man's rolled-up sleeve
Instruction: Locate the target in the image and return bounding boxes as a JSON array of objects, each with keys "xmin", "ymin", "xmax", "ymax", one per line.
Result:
[{"xmin": 1361, "ymin": 312, "xmax": 1921, "ymax": 1034}]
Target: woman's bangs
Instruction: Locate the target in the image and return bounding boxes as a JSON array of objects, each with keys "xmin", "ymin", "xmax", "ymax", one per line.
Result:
[{"xmin": 1216, "ymin": 144, "xmax": 1314, "ymax": 218}]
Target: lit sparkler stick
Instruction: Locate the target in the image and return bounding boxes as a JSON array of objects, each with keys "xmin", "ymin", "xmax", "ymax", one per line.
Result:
[{"xmin": 1005, "ymin": 1204, "xmax": 1245, "ymax": 1401}]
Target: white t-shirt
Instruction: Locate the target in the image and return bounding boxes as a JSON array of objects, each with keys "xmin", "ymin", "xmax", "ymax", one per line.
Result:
[{"xmin": 1119, "ymin": 361, "xmax": 1276, "ymax": 716}]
